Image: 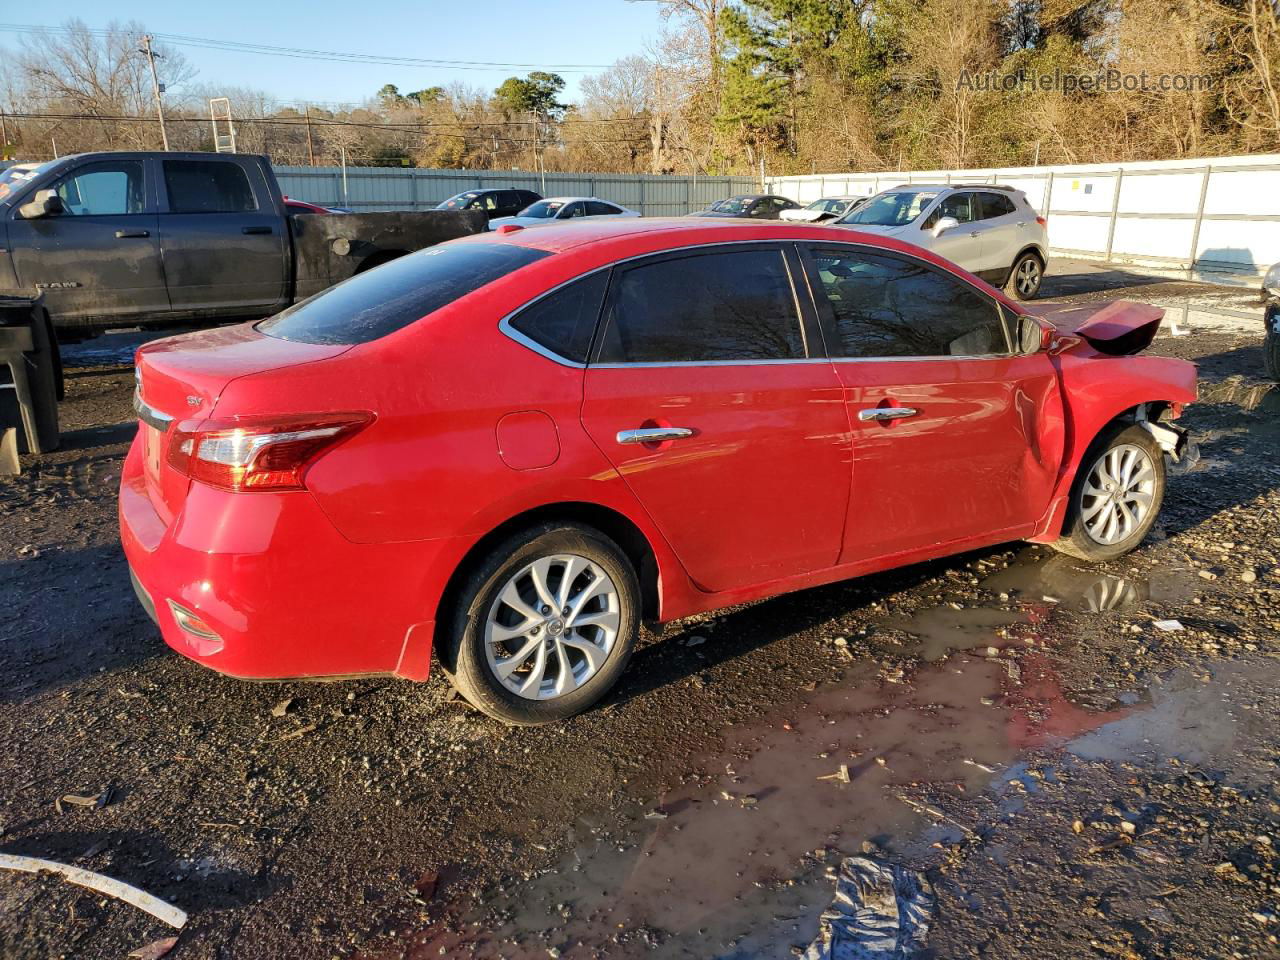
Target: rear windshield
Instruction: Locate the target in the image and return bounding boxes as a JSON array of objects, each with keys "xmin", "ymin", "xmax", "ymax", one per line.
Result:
[{"xmin": 257, "ymin": 242, "xmax": 551, "ymax": 345}]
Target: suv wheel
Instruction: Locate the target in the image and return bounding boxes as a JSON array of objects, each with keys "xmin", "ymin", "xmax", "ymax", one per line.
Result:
[
  {"xmin": 1007, "ymin": 251, "xmax": 1044, "ymax": 300},
  {"xmin": 1050, "ymin": 422, "xmax": 1165, "ymax": 562},
  {"xmin": 443, "ymin": 523, "xmax": 640, "ymax": 725}
]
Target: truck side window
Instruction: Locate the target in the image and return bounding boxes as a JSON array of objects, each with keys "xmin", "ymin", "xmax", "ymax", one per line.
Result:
[
  {"xmin": 163, "ymin": 159, "xmax": 258, "ymax": 214},
  {"xmin": 54, "ymin": 162, "xmax": 145, "ymax": 216}
]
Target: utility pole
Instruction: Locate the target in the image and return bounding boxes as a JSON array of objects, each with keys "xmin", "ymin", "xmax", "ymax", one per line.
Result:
[
  {"xmin": 304, "ymin": 105, "xmax": 316, "ymax": 166},
  {"xmin": 0, "ymin": 112, "xmax": 10, "ymax": 160},
  {"xmin": 139, "ymin": 35, "xmax": 170, "ymax": 151}
]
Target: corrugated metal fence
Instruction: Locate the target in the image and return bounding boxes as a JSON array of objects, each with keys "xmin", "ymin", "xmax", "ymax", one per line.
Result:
[
  {"xmin": 273, "ymin": 165, "xmax": 758, "ymax": 217},
  {"xmin": 768, "ymin": 153, "xmax": 1280, "ymax": 282}
]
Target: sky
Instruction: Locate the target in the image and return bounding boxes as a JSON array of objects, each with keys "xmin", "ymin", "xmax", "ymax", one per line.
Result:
[{"xmin": 0, "ymin": 0, "xmax": 667, "ymax": 107}]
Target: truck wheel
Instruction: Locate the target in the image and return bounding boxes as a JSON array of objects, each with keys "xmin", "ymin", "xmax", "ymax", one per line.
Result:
[
  {"xmin": 1265, "ymin": 317, "xmax": 1280, "ymax": 382},
  {"xmin": 1006, "ymin": 251, "xmax": 1044, "ymax": 300},
  {"xmin": 442, "ymin": 523, "xmax": 640, "ymax": 725},
  {"xmin": 1051, "ymin": 422, "xmax": 1165, "ymax": 562}
]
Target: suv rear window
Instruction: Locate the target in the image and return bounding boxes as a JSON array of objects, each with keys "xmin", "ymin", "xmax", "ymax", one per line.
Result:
[{"xmin": 258, "ymin": 242, "xmax": 551, "ymax": 345}]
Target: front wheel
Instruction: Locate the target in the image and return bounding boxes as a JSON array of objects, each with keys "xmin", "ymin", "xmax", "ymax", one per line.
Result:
[
  {"xmin": 1051, "ymin": 422, "xmax": 1166, "ymax": 562},
  {"xmin": 442, "ymin": 523, "xmax": 640, "ymax": 725},
  {"xmin": 1007, "ymin": 251, "xmax": 1044, "ymax": 300}
]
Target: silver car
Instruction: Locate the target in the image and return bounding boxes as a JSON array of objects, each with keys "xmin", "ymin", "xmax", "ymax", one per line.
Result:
[{"xmin": 834, "ymin": 184, "xmax": 1050, "ymax": 300}]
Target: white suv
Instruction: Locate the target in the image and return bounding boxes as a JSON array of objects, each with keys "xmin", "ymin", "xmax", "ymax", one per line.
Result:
[{"xmin": 834, "ymin": 184, "xmax": 1050, "ymax": 299}]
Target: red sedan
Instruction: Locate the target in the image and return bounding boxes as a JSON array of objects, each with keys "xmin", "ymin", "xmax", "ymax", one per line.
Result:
[{"xmin": 120, "ymin": 220, "xmax": 1196, "ymax": 724}]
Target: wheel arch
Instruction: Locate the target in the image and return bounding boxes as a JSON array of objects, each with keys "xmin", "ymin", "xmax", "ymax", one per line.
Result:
[
  {"xmin": 1029, "ymin": 393, "xmax": 1190, "ymax": 544},
  {"xmin": 431, "ymin": 501, "xmax": 662, "ymax": 671}
]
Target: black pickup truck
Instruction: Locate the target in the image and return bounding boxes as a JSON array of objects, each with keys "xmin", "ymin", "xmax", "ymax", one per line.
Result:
[{"xmin": 0, "ymin": 151, "xmax": 485, "ymax": 335}]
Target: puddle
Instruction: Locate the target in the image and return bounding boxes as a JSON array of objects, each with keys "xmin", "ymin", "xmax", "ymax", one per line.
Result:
[
  {"xmin": 981, "ymin": 549, "xmax": 1194, "ymax": 613},
  {"xmin": 883, "ymin": 606, "xmax": 1026, "ymax": 661},
  {"xmin": 394, "ymin": 577, "xmax": 1274, "ymax": 959},
  {"xmin": 403, "ymin": 650, "xmax": 1138, "ymax": 958},
  {"xmin": 1070, "ymin": 659, "xmax": 1280, "ymax": 784}
]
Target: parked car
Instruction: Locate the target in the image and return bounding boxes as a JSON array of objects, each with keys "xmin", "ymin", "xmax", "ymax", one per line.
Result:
[
  {"xmin": 779, "ymin": 196, "xmax": 867, "ymax": 223},
  {"xmin": 489, "ymin": 197, "xmax": 640, "ymax": 230},
  {"xmin": 0, "ymin": 151, "xmax": 486, "ymax": 335},
  {"xmin": 122, "ymin": 218, "xmax": 1195, "ymax": 725},
  {"xmin": 687, "ymin": 194, "xmax": 800, "ymax": 219},
  {"xmin": 437, "ymin": 188, "xmax": 543, "ymax": 222},
  {"xmin": 1265, "ymin": 260, "xmax": 1280, "ymax": 380},
  {"xmin": 835, "ymin": 184, "xmax": 1050, "ymax": 300}
]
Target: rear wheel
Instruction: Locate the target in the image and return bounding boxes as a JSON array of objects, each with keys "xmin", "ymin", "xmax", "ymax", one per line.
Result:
[
  {"xmin": 1007, "ymin": 251, "xmax": 1044, "ymax": 300},
  {"xmin": 442, "ymin": 523, "xmax": 640, "ymax": 725},
  {"xmin": 1051, "ymin": 422, "xmax": 1165, "ymax": 561}
]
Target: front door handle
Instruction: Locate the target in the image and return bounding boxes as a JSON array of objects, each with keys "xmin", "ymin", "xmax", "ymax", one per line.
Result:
[
  {"xmin": 617, "ymin": 426, "xmax": 694, "ymax": 445},
  {"xmin": 859, "ymin": 407, "xmax": 918, "ymax": 422},
  {"xmin": 114, "ymin": 229, "xmax": 150, "ymax": 238},
  {"xmin": 969, "ymin": 231, "xmax": 980, "ymax": 238},
  {"xmin": 242, "ymin": 225, "xmax": 273, "ymax": 235}
]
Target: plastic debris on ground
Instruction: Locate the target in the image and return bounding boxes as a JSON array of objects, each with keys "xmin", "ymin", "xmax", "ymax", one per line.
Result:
[{"xmin": 802, "ymin": 856, "xmax": 934, "ymax": 960}]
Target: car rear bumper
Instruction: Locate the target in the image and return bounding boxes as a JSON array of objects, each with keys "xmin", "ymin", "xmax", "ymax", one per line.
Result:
[{"xmin": 118, "ymin": 434, "xmax": 453, "ymax": 682}]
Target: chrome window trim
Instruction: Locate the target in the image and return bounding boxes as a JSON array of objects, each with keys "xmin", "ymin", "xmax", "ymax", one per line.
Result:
[{"xmin": 496, "ymin": 236, "xmax": 1019, "ymax": 369}]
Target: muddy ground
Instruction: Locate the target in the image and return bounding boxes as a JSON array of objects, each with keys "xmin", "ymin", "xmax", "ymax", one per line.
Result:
[{"xmin": 1, "ymin": 261, "xmax": 1278, "ymax": 959}]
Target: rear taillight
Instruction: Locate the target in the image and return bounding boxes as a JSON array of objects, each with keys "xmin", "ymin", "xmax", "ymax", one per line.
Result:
[
  {"xmin": 168, "ymin": 412, "xmax": 372, "ymax": 492},
  {"xmin": 1036, "ymin": 216, "xmax": 1048, "ymax": 227}
]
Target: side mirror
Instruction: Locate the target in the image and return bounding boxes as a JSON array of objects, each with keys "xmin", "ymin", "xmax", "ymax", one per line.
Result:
[
  {"xmin": 932, "ymin": 215, "xmax": 959, "ymax": 237},
  {"xmin": 1018, "ymin": 314, "xmax": 1053, "ymax": 353},
  {"xmin": 18, "ymin": 189, "xmax": 64, "ymax": 220}
]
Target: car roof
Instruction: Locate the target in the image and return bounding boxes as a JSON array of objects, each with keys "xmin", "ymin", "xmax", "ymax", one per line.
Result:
[
  {"xmin": 536, "ymin": 196, "xmax": 613, "ymax": 204},
  {"xmin": 457, "ymin": 218, "xmax": 1025, "ymax": 311},
  {"xmin": 884, "ymin": 183, "xmax": 1021, "ymax": 194}
]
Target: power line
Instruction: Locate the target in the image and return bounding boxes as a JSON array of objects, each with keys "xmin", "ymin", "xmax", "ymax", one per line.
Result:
[
  {"xmin": 1, "ymin": 110, "xmax": 650, "ymax": 131},
  {"xmin": 0, "ymin": 111, "xmax": 651, "ymax": 145},
  {"xmin": 0, "ymin": 22, "xmax": 615, "ymax": 73}
]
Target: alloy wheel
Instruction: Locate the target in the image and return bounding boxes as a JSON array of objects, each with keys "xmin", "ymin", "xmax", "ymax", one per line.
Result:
[
  {"xmin": 1080, "ymin": 443, "xmax": 1156, "ymax": 545},
  {"xmin": 483, "ymin": 554, "xmax": 621, "ymax": 700},
  {"xmin": 1016, "ymin": 257, "xmax": 1042, "ymax": 296}
]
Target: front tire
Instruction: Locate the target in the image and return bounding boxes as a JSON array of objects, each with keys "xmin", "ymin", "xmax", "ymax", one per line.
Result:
[
  {"xmin": 1007, "ymin": 251, "xmax": 1044, "ymax": 300},
  {"xmin": 442, "ymin": 523, "xmax": 640, "ymax": 725},
  {"xmin": 1051, "ymin": 422, "xmax": 1165, "ymax": 561}
]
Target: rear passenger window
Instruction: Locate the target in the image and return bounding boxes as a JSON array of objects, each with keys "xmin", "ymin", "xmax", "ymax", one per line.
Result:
[
  {"xmin": 508, "ymin": 270, "xmax": 608, "ymax": 364},
  {"xmin": 808, "ymin": 247, "xmax": 1010, "ymax": 358},
  {"xmin": 586, "ymin": 201, "xmax": 619, "ymax": 216},
  {"xmin": 597, "ymin": 249, "xmax": 804, "ymax": 363},
  {"xmin": 163, "ymin": 159, "xmax": 257, "ymax": 213},
  {"xmin": 980, "ymin": 193, "xmax": 1017, "ymax": 218}
]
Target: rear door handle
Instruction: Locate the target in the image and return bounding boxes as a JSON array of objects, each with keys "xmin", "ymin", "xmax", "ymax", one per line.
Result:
[
  {"xmin": 242, "ymin": 225, "xmax": 272, "ymax": 235},
  {"xmin": 114, "ymin": 229, "xmax": 150, "ymax": 238},
  {"xmin": 617, "ymin": 426, "xmax": 693, "ymax": 445},
  {"xmin": 859, "ymin": 407, "xmax": 918, "ymax": 422},
  {"xmin": 969, "ymin": 231, "xmax": 980, "ymax": 238}
]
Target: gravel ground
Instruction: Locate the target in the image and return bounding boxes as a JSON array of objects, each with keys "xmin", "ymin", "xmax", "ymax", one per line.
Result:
[{"xmin": 1, "ymin": 261, "xmax": 1277, "ymax": 959}]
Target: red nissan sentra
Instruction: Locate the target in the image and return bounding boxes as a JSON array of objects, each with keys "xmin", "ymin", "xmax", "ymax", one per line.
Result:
[{"xmin": 120, "ymin": 219, "xmax": 1196, "ymax": 724}]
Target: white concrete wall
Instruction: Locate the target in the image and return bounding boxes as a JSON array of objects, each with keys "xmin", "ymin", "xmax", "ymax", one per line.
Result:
[{"xmin": 768, "ymin": 154, "xmax": 1280, "ymax": 283}]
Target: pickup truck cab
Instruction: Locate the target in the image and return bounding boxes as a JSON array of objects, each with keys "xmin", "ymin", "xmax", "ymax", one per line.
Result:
[{"xmin": 0, "ymin": 151, "xmax": 484, "ymax": 335}]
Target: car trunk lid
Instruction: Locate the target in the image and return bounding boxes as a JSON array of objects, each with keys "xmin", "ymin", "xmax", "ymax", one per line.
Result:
[
  {"xmin": 1026, "ymin": 299, "xmax": 1165, "ymax": 356},
  {"xmin": 134, "ymin": 323, "xmax": 350, "ymax": 524}
]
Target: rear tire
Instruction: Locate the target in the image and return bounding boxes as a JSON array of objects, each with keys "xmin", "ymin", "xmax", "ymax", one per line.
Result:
[
  {"xmin": 441, "ymin": 523, "xmax": 640, "ymax": 725},
  {"xmin": 1007, "ymin": 251, "xmax": 1044, "ymax": 300},
  {"xmin": 1051, "ymin": 422, "xmax": 1165, "ymax": 562}
]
